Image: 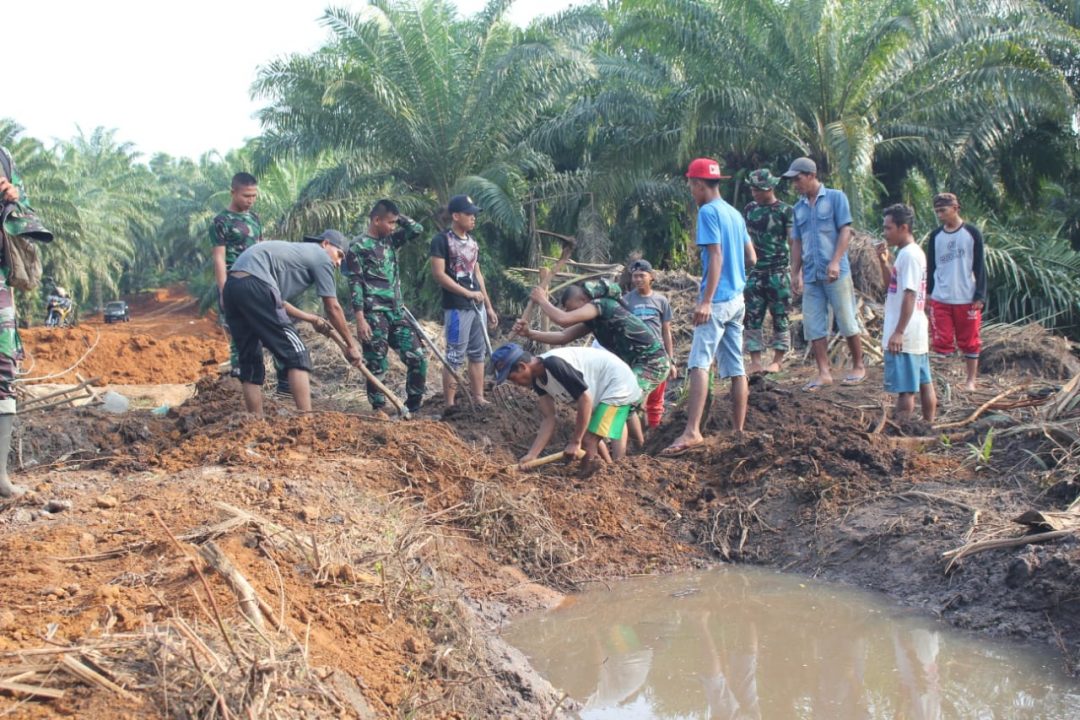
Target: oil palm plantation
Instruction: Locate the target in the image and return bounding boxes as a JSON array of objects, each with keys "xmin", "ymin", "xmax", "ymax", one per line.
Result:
[{"xmin": 253, "ymin": 0, "xmax": 595, "ymax": 236}]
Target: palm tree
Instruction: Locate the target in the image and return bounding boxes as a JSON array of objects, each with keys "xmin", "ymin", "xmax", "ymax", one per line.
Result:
[
  {"xmin": 252, "ymin": 0, "xmax": 595, "ymax": 235},
  {"xmin": 608, "ymin": 0, "xmax": 1078, "ymax": 221}
]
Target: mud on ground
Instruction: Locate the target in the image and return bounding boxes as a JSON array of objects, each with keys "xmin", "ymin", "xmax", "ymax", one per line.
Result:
[{"xmin": 2, "ymin": 300, "xmax": 1080, "ymax": 715}]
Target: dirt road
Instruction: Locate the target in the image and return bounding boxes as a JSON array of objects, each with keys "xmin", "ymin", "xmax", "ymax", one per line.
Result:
[{"xmin": 19, "ymin": 286, "xmax": 227, "ymax": 385}]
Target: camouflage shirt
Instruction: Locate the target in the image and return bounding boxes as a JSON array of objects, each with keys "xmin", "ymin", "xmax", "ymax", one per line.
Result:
[
  {"xmin": 0, "ymin": 146, "xmax": 42, "ymax": 240},
  {"xmin": 346, "ymin": 219, "xmax": 424, "ymax": 313},
  {"xmin": 585, "ymin": 298, "xmax": 666, "ymax": 370},
  {"xmin": 744, "ymin": 200, "xmax": 794, "ymax": 272},
  {"xmin": 210, "ymin": 210, "xmax": 262, "ymax": 269}
]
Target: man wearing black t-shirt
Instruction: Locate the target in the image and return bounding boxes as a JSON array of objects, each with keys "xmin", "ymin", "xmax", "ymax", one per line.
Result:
[{"xmin": 429, "ymin": 195, "xmax": 498, "ymax": 407}]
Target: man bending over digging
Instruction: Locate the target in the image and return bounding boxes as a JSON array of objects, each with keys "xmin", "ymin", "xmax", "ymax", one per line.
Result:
[{"xmin": 490, "ymin": 343, "xmax": 642, "ymax": 469}]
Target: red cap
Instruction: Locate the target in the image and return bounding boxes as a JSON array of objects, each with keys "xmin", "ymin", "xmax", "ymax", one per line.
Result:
[{"xmin": 685, "ymin": 157, "xmax": 730, "ymax": 180}]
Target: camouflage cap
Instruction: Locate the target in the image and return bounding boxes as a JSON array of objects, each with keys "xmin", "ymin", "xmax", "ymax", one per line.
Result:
[{"xmin": 747, "ymin": 169, "xmax": 780, "ymax": 190}]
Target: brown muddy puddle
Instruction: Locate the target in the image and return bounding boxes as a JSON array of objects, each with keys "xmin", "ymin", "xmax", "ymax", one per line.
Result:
[{"xmin": 505, "ymin": 568, "xmax": 1079, "ymax": 719}]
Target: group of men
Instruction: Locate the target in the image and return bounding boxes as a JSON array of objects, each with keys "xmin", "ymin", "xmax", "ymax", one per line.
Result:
[
  {"xmin": 213, "ymin": 176, "xmax": 497, "ymax": 417},
  {"xmin": 0, "ymin": 148, "xmax": 988, "ymax": 498},
  {"xmin": 495, "ymin": 157, "xmax": 986, "ymax": 463}
]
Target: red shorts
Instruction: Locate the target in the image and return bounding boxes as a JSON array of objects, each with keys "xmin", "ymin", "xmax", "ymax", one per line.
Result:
[
  {"xmin": 930, "ymin": 300, "xmax": 981, "ymax": 358},
  {"xmin": 645, "ymin": 380, "xmax": 667, "ymax": 429}
]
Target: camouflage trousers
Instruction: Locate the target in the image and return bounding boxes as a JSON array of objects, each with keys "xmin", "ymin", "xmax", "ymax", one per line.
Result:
[
  {"xmin": 744, "ymin": 269, "xmax": 791, "ymax": 353},
  {"xmin": 0, "ymin": 272, "xmax": 21, "ymax": 414},
  {"xmin": 362, "ymin": 309, "xmax": 427, "ymax": 411}
]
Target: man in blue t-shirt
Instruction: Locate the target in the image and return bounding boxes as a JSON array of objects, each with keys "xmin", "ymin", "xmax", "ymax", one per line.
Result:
[
  {"xmin": 783, "ymin": 157, "xmax": 866, "ymax": 391},
  {"xmin": 662, "ymin": 158, "xmax": 757, "ymax": 456}
]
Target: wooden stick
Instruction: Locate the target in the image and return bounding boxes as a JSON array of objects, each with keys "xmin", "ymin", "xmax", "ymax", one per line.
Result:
[
  {"xmin": 943, "ymin": 528, "xmax": 1079, "ymax": 562},
  {"xmin": 0, "ymin": 679, "xmax": 65, "ymax": 699},
  {"xmin": 59, "ymin": 654, "xmax": 137, "ymax": 701},
  {"xmin": 401, "ymin": 306, "xmax": 475, "ymax": 406},
  {"xmin": 934, "ymin": 383, "xmax": 1029, "ymax": 430},
  {"xmin": 519, "ymin": 240, "xmax": 576, "ymax": 327},
  {"xmin": 510, "ymin": 449, "xmax": 586, "ymax": 471},
  {"xmin": 321, "ymin": 326, "xmax": 410, "ymax": 419},
  {"xmin": 198, "ymin": 542, "xmax": 267, "ymax": 631}
]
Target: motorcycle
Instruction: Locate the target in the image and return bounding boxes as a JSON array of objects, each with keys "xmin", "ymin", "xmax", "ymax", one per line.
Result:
[{"xmin": 45, "ymin": 295, "xmax": 74, "ymax": 328}]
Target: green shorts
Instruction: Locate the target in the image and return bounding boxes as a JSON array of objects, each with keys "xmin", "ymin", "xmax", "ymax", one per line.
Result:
[{"xmin": 587, "ymin": 403, "xmax": 631, "ymax": 440}]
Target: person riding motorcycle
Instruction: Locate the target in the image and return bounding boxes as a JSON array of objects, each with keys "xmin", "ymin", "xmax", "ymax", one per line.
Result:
[{"xmin": 45, "ymin": 287, "xmax": 73, "ymax": 327}]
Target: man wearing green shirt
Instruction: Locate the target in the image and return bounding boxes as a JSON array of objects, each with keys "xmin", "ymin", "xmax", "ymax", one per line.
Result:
[
  {"xmin": 210, "ymin": 173, "xmax": 290, "ymax": 395},
  {"xmin": 346, "ymin": 199, "xmax": 428, "ymax": 413}
]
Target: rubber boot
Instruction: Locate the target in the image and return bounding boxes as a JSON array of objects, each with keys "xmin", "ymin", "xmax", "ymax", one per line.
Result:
[{"xmin": 0, "ymin": 414, "xmax": 26, "ymax": 498}]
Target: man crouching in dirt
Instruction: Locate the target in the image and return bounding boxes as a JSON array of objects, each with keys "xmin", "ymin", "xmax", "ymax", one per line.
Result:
[
  {"xmin": 222, "ymin": 230, "xmax": 363, "ymax": 415},
  {"xmin": 490, "ymin": 342, "xmax": 642, "ymax": 469},
  {"xmin": 877, "ymin": 204, "xmax": 937, "ymax": 422}
]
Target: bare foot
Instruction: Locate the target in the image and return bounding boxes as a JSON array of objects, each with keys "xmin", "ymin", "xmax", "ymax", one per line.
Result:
[
  {"xmin": 964, "ymin": 382, "xmax": 977, "ymax": 392},
  {"xmin": 747, "ymin": 362, "xmax": 766, "ymax": 376},
  {"xmin": 764, "ymin": 362, "xmax": 782, "ymax": 373}
]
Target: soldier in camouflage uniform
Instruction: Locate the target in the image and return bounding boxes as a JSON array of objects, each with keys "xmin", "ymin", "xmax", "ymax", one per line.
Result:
[
  {"xmin": 513, "ymin": 283, "xmax": 670, "ymax": 451},
  {"xmin": 210, "ymin": 174, "xmax": 290, "ymax": 394},
  {"xmin": 346, "ymin": 199, "xmax": 428, "ymax": 413},
  {"xmin": 0, "ymin": 146, "xmax": 51, "ymax": 497},
  {"xmin": 212, "ymin": 173, "xmax": 261, "ymax": 378},
  {"xmin": 743, "ymin": 168, "xmax": 795, "ymax": 375}
]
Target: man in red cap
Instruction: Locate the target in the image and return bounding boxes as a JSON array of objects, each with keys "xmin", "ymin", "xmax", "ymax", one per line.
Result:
[{"xmin": 662, "ymin": 158, "xmax": 756, "ymax": 455}]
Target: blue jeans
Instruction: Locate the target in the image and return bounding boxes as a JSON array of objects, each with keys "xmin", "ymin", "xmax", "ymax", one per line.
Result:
[
  {"xmin": 802, "ymin": 274, "xmax": 862, "ymax": 341},
  {"xmin": 688, "ymin": 297, "xmax": 746, "ymax": 378}
]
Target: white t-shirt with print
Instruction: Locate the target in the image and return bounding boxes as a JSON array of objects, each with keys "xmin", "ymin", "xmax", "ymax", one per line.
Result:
[{"xmin": 883, "ymin": 242, "xmax": 929, "ymax": 355}]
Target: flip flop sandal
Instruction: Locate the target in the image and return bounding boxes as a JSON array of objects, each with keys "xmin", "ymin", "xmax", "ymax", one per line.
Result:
[
  {"xmin": 659, "ymin": 442, "xmax": 705, "ymax": 457},
  {"xmin": 841, "ymin": 375, "xmax": 867, "ymax": 385},
  {"xmin": 801, "ymin": 381, "xmax": 827, "ymax": 393}
]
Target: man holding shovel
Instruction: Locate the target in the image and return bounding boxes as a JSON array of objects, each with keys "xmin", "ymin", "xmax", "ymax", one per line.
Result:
[
  {"xmin": 346, "ymin": 199, "xmax": 427, "ymax": 414},
  {"xmin": 430, "ymin": 195, "xmax": 498, "ymax": 408},
  {"xmin": 222, "ymin": 230, "xmax": 362, "ymax": 415},
  {"xmin": 491, "ymin": 342, "xmax": 642, "ymax": 468}
]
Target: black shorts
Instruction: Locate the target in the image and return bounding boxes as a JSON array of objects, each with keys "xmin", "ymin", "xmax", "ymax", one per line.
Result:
[{"xmin": 222, "ymin": 275, "xmax": 312, "ymax": 385}]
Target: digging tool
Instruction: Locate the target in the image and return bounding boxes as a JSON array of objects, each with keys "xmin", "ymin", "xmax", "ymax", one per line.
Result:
[
  {"xmin": 507, "ymin": 448, "xmax": 587, "ymax": 472},
  {"xmin": 315, "ymin": 321, "xmax": 410, "ymax": 419},
  {"xmin": 518, "ymin": 230, "xmax": 577, "ymax": 329},
  {"xmin": 401, "ymin": 305, "xmax": 476, "ymax": 406}
]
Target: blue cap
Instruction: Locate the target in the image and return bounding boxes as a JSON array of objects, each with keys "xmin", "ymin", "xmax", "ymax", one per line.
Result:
[{"xmin": 490, "ymin": 343, "xmax": 526, "ymax": 385}]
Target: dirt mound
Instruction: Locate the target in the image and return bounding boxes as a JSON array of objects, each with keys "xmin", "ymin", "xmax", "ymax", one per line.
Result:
[
  {"xmin": 980, "ymin": 322, "xmax": 1080, "ymax": 380},
  {"xmin": 20, "ymin": 284, "xmax": 227, "ymax": 385}
]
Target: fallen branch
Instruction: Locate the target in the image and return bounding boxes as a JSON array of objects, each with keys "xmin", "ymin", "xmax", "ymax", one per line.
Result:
[
  {"xmin": 0, "ymin": 679, "xmax": 65, "ymax": 699},
  {"xmin": 943, "ymin": 528, "xmax": 1080, "ymax": 566},
  {"xmin": 934, "ymin": 384, "xmax": 1029, "ymax": 430},
  {"xmin": 59, "ymin": 654, "xmax": 137, "ymax": 702},
  {"xmin": 198, "ymin": 541, "xmax": 269, "ymax": 632}
]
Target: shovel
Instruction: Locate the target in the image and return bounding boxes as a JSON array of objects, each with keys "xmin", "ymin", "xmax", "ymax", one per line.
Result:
[
  {"xmin": 401, "ymin": 305, "xmax": 476, "ymax": 407},
  {"xmin": 316, "ymin": 322, "xmax": 410, "ymax": 419},
  {"xmin": 506, "ymin": 448, "xmax": 586, "ymax": 472}
]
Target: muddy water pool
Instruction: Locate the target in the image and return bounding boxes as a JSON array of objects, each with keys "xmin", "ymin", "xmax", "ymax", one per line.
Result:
[{"xmin": 504, "ymin": 567, "xmax": 1079, "ymax": 719}]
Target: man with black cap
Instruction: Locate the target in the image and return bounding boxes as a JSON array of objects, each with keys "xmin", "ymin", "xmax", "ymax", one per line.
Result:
[
  {"xmin": 430, "ymin": 194, "xmax": 498, "ymax": 407},
  {"xmin": 222, "ymin": 231, "xmax": 363, "ymax": 415},
  {"xmin": 743, "ymin": 168, "xmax": 794, "ymax": 375},
  {"xmin": 782, "ymin": 156, "xmax": 865, "ymax": 392}
]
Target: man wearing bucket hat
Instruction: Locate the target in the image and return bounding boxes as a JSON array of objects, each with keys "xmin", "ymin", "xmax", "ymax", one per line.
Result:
[
  {"xmin": 430, "ymin": 194, "xmax": 498, "ymax": 409},
  {"xmin": 490, "ymin": 342, "xmax": 642, "ymax": 467},
  {"xmin": 223, "ymin": 231, "xmax": 362, "ymax": 415},
  {"xmin": 783, "ymin": 157, "xmax": 866, "ymax": 391},
  {"xmin": 662, "ymin": 158, "xmax": 756, "ymax": 456},
  {"xmin": 743, "ymin": 168, "xmax": 794, "ymax": 375}
]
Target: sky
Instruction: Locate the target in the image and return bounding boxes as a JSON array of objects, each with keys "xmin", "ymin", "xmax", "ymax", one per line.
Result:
[{"xmin": 13, "ymin": 0, "xmax": 579, "ymax": 160}]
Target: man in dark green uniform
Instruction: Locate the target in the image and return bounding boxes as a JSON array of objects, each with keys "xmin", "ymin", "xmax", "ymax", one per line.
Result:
[
  {"xmin": 346, "ymin": 199, "xmax": 428, "ymax": 413},
  {"xmin": 743, "ymin": 168, "xmax": 794, "ymax": 375},
  {"xmin": 211, "ymin": 173, "xmax": 290, "ymax": 394}
]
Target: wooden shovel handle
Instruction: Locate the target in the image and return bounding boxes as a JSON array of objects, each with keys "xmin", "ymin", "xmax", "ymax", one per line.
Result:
[
  {"xmin": 518, "ymin": 242, "xmax": 576, "ymax": 325},
  {"xmin": 511, "ymin": 449, "xmax": 586, "ymax": 471},
  {"xmin": 323, "ymin": 324, "xmax": 410, "ymax": 419}
]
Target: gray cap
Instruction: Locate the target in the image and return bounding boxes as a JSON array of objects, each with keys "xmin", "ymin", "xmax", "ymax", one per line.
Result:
[
  {"xmin": 781, "ymin": 157, "xmax": 817, "ymax": 178},
  {"xmin": 303, "ymin": 229, "xmax": 348, "ymax": 252}
]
